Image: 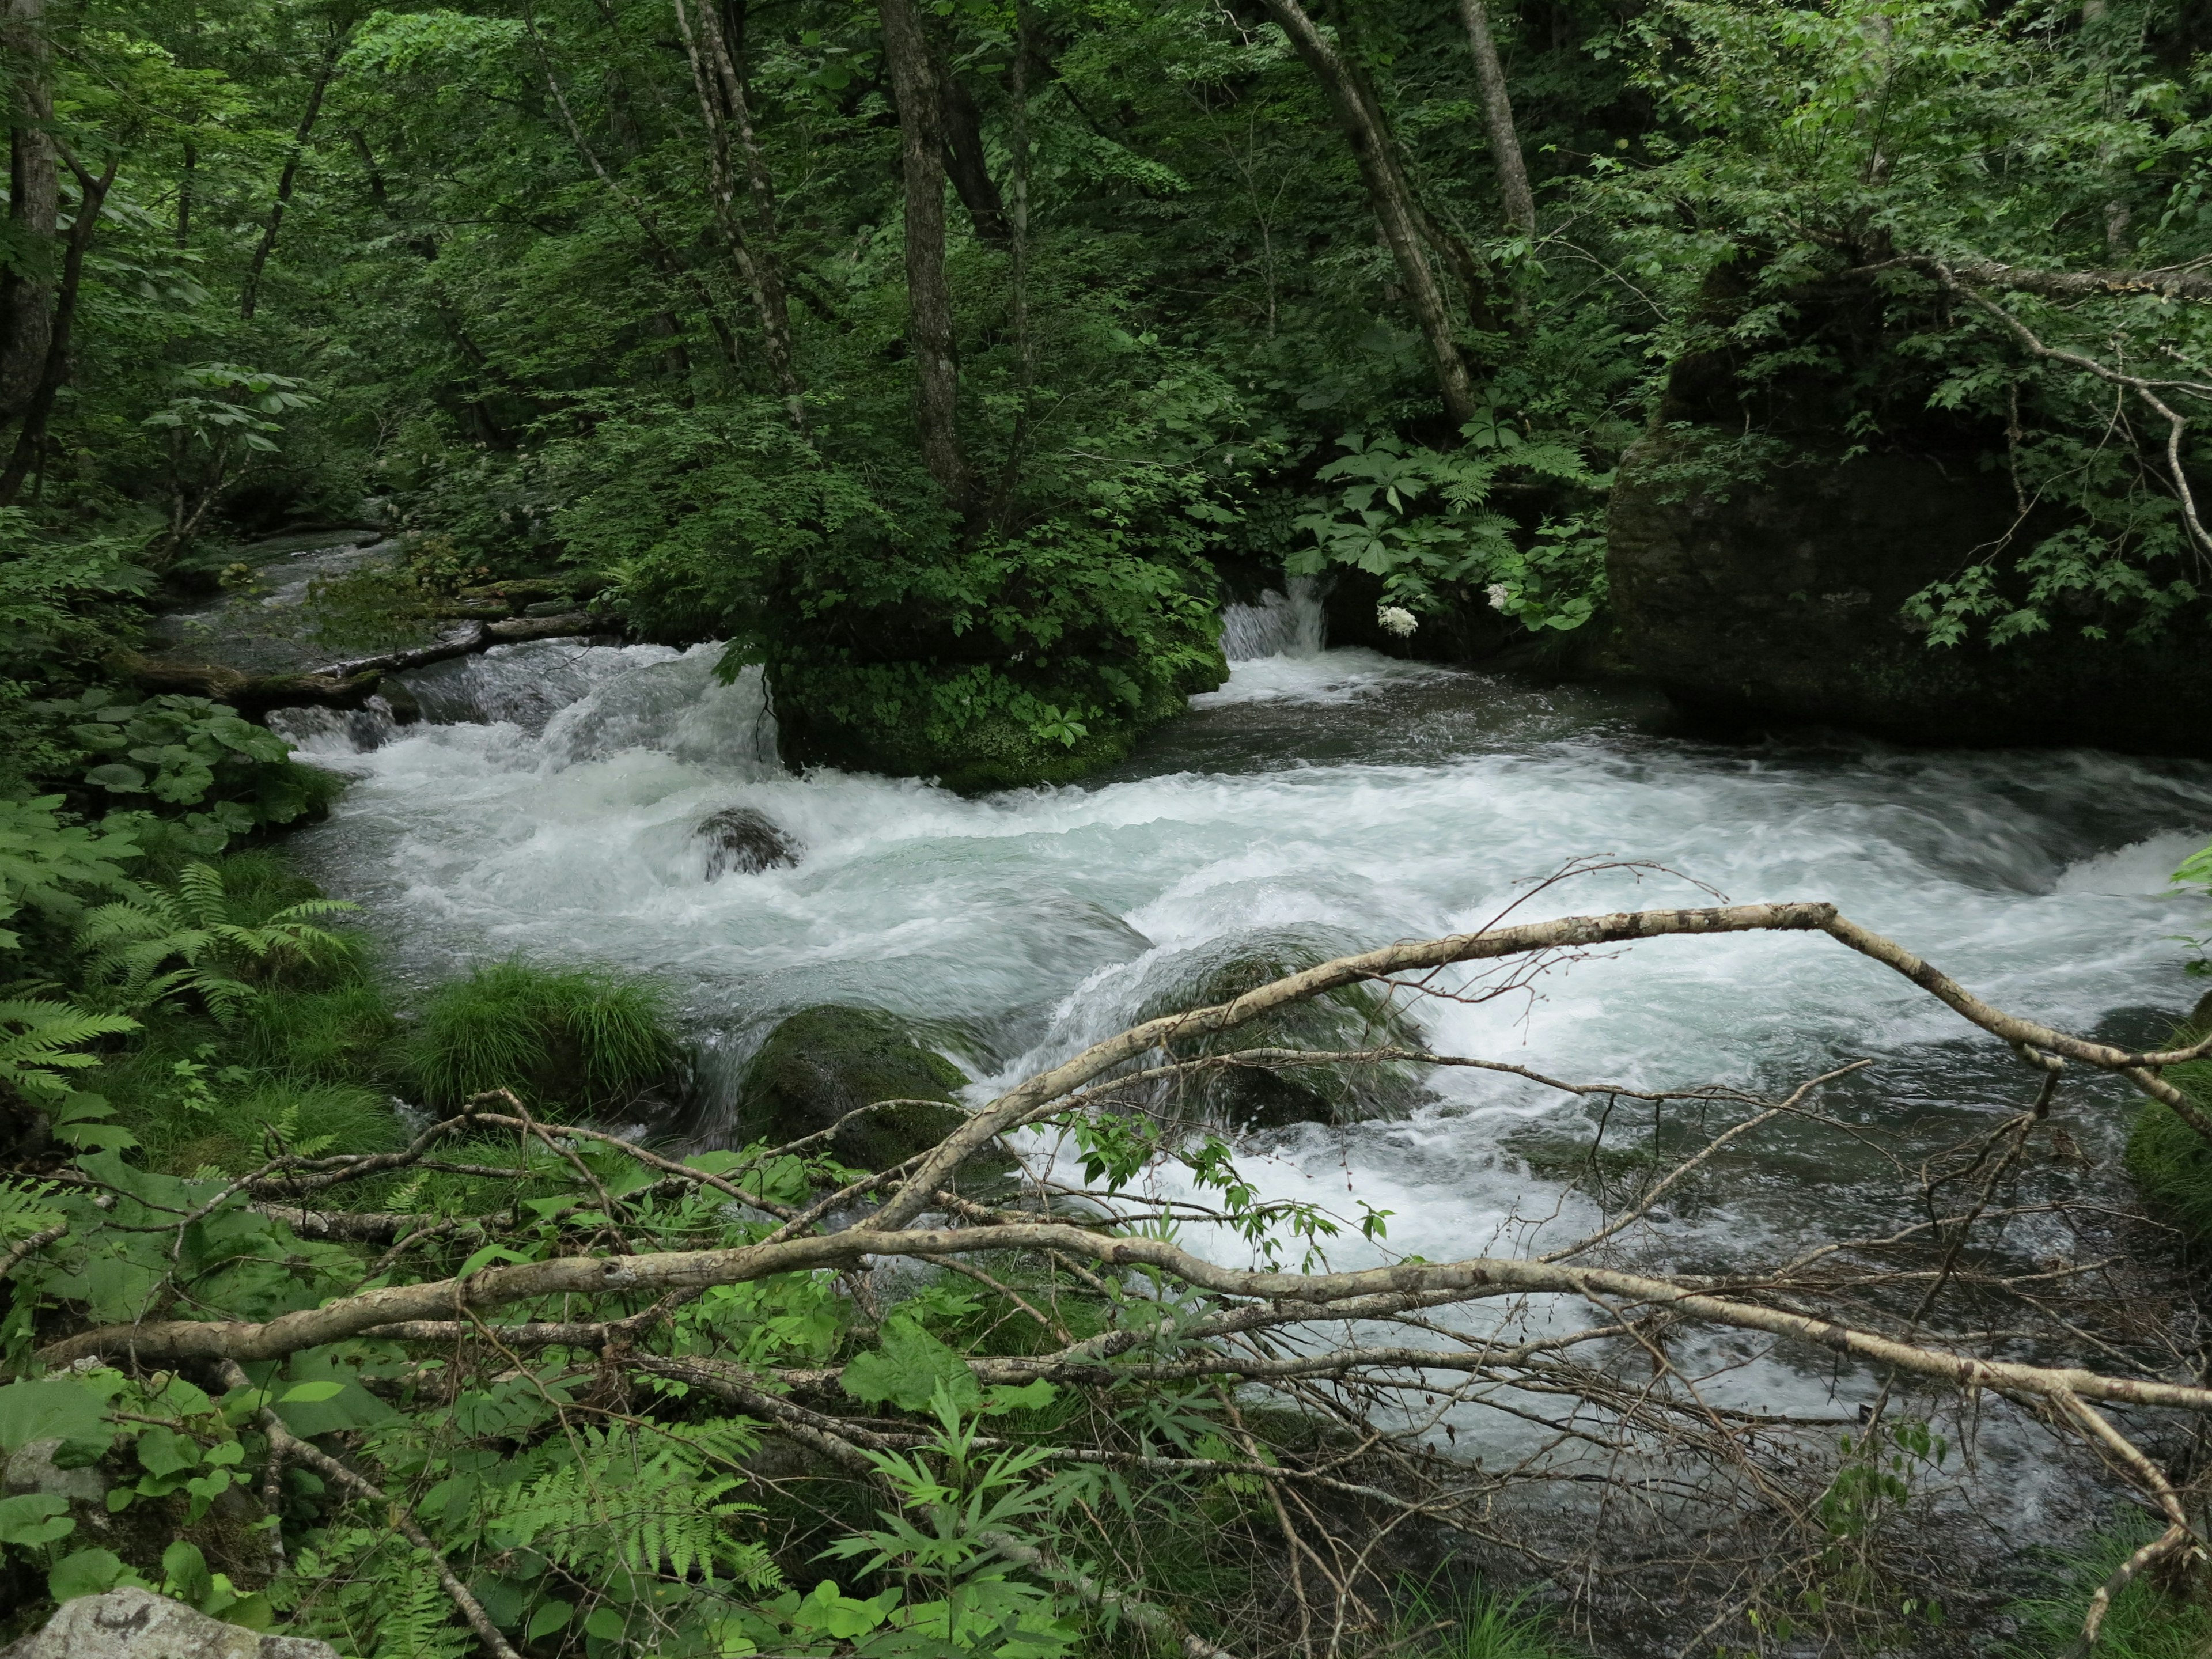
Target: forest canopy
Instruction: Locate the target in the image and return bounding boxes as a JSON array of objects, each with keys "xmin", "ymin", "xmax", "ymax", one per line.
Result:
[{"xmin": 1, "ymin": 0, "xmax": 2208, "ymax": 779}]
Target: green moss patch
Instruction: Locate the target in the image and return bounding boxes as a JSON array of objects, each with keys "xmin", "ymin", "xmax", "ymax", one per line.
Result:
[{"xmin": 735, "ymin": 1005, "xmax": 969, "ymax": 1169}]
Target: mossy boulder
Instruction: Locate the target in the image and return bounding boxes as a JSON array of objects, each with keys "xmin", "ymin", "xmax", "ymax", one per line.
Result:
[
  {"xmin": 1130, "ymin": 933, "xmax": 1429, "ymax": 1132},
  {"xmin": 737, "ymin": 1005, "xmax": 971, "ymax": 1169}
]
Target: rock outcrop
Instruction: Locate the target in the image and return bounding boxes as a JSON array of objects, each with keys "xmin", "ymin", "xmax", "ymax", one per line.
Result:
[
  {"xmin": 1, "ymin": 1589, "xmax": 335, "ymax": 1659},
  {"xmin": 1605, "ymin": 273, "xmax": 2212, "ymax": 756}
]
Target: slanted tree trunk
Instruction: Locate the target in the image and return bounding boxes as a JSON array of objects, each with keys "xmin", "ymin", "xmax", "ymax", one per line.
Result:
[
  {"xmin": 240, "ymin": 28, "xmax": 347, "ymax": 321},
  {"xmin": 878, "ymin": 0, "xmax": 972, "ymax": 512},
  {"xmin": 1456, "ymin": 0, "xmax": 1534, "ymax": 238},
  {"xmin": 990, "ymin": 0, "xmax": 1037, "ymax": 528},
  {"xmin": 687, "ymin": 0, "xmax": 804, "ymax": 423},
  {"xmin": 0, "ymin": 154, "xmax": 118, "ymax": 505},
  {"xmin": 0, "ymin": 0, "xmax": 59, "ymax": 430},
  {"xmin": 1255, "ymin": 0, "xmax": 1478, "ymax": 424},
  {"xmin": 938, "ymin": 62, "xmax": 1009, "ymax": 245}
]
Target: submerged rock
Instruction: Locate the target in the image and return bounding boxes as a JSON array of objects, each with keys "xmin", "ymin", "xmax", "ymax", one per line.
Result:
[
  {"xmin": 1131, "ymin": 933, "xmax": 1429, "ymax": 1132},
  {"xmin": 736, "ymin": 1005, "xmax": 968, "ymax": 1169},
  {"xmin": 698, "ymin": 806, "xmax": 801, "ymax": 878},
  {"xmin": 0, "ymin": 1588, "xmax": 337, "ymax": 1659}
]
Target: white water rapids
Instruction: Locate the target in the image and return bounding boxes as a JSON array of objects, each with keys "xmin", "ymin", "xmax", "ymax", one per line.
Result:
[{"xmin": 272, "ymin": 584, "xmax": 2212, "ymax": 1552}]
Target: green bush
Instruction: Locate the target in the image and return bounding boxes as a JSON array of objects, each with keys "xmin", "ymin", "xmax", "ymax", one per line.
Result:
[
  {"xmin": 404, "ymin": 959, "xmax": 677, "ymax": 1113},
  {"xmin": 1394, "ymin": 1580, "xmax": 1579, "ymax": 1659}
]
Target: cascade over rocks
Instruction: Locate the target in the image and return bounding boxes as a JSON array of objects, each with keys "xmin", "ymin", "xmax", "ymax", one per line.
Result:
[
  {"xmin": 734, "ymin": 1005, "xmax": 969, "ymax": 1169},
  {"xmin": 696, "ymin": 806, "xmax": 801, "ymax": 878},
  {"xmin": 1605, "ymin": 274, "xmax": 2212, "ymax": 756},
  {"xmin": 0, "ymin": 1590, "xmax": 337, "ymax": 1659}
]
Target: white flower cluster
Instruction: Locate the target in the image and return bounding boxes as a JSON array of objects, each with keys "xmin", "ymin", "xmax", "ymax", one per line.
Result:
[
  {"xmin": 1376, "ymin": 604, "xmax": 1419, "ymax": 638},
  {"xmin": 1486, "ymin": 582, "xmax": 1513, "ymax": 612}
]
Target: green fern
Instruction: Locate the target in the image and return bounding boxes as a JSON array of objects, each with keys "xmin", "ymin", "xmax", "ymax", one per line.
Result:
[
  {"xmin": 0, "ymin": 999, "xmax": 137, "ymax": 1103},
  {"xmin": 487, "ymin": 1427, "xmax": 779, "ymax": 1590},
  {"xmin": 75, "ymin": 861, "xmax": 357, "ymax": 1024}
]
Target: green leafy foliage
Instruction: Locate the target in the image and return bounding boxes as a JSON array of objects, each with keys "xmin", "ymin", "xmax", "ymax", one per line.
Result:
[{"xmin": 31, "ymin": 691, "xmax": 339, "ymax": 853}]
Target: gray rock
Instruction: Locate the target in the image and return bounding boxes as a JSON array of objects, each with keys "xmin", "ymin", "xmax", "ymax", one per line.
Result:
[
  {"xmin": 698, "ymin": 807, "xmax": 801, "ymax": 878},
  {"xmin": 0, "ymin": 1589, "xmax": 337, "ymax": 1659},
  {"xmin": 4, "ymin": 1437, "xmax": 107, "ymax": 1506}
]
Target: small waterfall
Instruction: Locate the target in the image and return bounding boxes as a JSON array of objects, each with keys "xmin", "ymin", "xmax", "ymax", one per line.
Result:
[
  {"xmin": 1219, "ymin": 576, "xmax": 1325, "ymax": 662},
  {"xmin": 266, "ymin": 700, "xmax": 400, "ymax": 755},
  {"xmin": 397, "ymin": 638, "xmax": 673, "ymax": 733}
]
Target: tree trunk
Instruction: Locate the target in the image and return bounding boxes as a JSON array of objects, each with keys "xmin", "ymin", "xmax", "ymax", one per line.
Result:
[
  {"xmin": 990, "ymin": 0, "xmax": 1036, "ymax": 528},
  {"xmin": 240, "ymin": 29, "xmax": 346, "ymax": 321},
  {"xmin": 878, "ymin": 0, "xmax": 972, "ymax": 511},
  {"xmin": 0, "ymin": 0, "xmax": 58, "ymax": 430},
  {"xmin": 688, "ymin": 0, "xmax": 804, "ymax": 421},
  {"xmin": 1456, "ymin": 0, "xmax": 1535, "ymax": 238},
  {"xmin": 1255, "ymin": 0, "xmax": 1478, "ymax": 424},
  {"xmin": 939, "ymin": 62, "xmax": 1010, "ymax": 245},
  {"xmin": 0, "ymin": 156, "xmax": 118, "ymax": 506}
]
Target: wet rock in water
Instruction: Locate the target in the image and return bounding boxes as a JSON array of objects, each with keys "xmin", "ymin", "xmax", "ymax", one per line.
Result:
[
  {"xmin": 1132, "ymin": 933, "xmax": 1429, "ymax": 1132},
  {"xmin": 0, "ymin": 1588, "xmax": 338, "ymax": 1659},
  {"xmin": 736, "ymin": 1005, "xmax": 967, "ymax": 1169},
  {"xmin": 699, "ymin": 806, "xmax": 801, "ymax": 878}
]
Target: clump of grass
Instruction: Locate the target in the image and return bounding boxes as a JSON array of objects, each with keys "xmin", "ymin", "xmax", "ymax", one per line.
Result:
[
  {"xmin": 2001, "ymin": 1520, "xmax": 2212, "ymax": 1657},
  {"xmin": 2123, "ymin": 994, "xmax": 2212, "ymax": 1248},
  {"xmin": 1392, "ymin": 1580, "xmax": 1578, "ymax": 1659},
  {"xmin": 404, "ymin": 957, "xmax": 676, "ymax": 1114}
]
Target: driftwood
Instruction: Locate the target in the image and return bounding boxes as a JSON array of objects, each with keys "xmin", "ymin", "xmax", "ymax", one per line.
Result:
[{"xmin": 109, "ymin": 612, "xmax": 608, "ymax": 714}]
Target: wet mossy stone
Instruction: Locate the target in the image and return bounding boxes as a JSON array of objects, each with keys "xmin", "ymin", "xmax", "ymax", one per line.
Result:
[
  {"xmin": 1131, "ymin": 933, "xmax": 1429, "ymax": 1132},
  {"xmin": 737, "ymin": 1005, "xmax": 969, "ymax": 1169}
]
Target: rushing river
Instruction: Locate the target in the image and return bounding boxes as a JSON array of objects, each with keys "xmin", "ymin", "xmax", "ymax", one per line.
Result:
[{"xmin": 273, "ymin": 584, "xmax": 2212, "ymax": 1589}]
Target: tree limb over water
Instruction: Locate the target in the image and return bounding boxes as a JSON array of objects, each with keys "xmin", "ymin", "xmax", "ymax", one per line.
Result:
[{"xmin": 16, "ymin": 901, "xmax": 2210, "ymax": 1649}]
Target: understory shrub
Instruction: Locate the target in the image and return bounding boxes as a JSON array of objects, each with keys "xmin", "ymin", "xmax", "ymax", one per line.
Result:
[{"xmin": 403, "ymin": 959, "xmax": 677, "ymax": 1113}]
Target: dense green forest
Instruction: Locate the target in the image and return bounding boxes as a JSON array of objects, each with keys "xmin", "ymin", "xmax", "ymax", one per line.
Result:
[{"xmin": 7, "ymin": 0, "xmax": 2212, "ymax": 1656}]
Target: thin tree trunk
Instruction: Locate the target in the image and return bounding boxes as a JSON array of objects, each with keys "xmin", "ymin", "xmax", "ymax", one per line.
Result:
[
  {"xmin": 240, "ymin": 29, "xmax": 346, "ymax": 321},
  {"xmin": 525, "ymin": 15, "xmax": 744, "ymax": 373},
  {"xmin": 175, "ymin": 139, "xmax": 195, "ymax": 248},
  {"xmin": 689, "ymin": 0, "xmax": 804, "ymax": 422},
  {"xmin": 991, "ymin": 0, "xmax": 1036, "ymax": 528},
  {"xmin": 0, "ymin": 154, "xmax": 118, "ymax": 505},
  {"xmin": 672, "ymin": 0, "xmax": 802, "ymax": 421},
  {"xmin": 878, "ymin": 0, "xmax": 972, "ymax": 512},
  {"xmin": 1255, "ymin": 0, "xmax": 1478, "ymax": 423},
  {"xmin": 1456, "ymin": 0, "xmax": 1534, "ymax": 238},
  {"xmin": 0, "ymin": 0, "xmax": 59, "ymax": 430}
]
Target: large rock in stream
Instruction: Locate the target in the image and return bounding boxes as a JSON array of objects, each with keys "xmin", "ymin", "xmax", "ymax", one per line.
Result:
[
  {"xmin": 1605, "ymin": 275, "xmax": 2212, "ymax": 756},
  {"xmin": 734, "ymin": 1006, "xmax": 969, "ymax": 1169}
]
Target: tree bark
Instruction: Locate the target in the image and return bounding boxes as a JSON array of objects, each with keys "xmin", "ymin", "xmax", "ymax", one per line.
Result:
[
  {"xmin": 878, "ymin": 0, "xmax": 973, "ymax": 510},
  {"xmin": 0, "ymin": 154, "xmax": 116, "ymax": 506},
  {"xmin": 939, "ymin": 60, "xmax": 1010, "ymax": 245},
  {"xmin": 687, "ymin": 0, "xmax": 804, "ymax": 422},
  {"xmin": 1255, "ymin": 0, "xmax": 1478, "ymax": 424},
  {"xmin": 0, "ymin": 0, "xmax": 59, "ymax": 429},
  {"xmin": 1456, "ymin": 0, "xmax": 1534, "ymax": 238},
  {"xmin": 239, "ymin": 29, "xmax": 346, "ymax": 321}
]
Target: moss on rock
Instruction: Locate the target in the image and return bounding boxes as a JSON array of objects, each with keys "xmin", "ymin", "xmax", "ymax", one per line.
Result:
[{"xmin": 737, "ymin": 1005, "xmax": 970, "ymax": 1169}]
